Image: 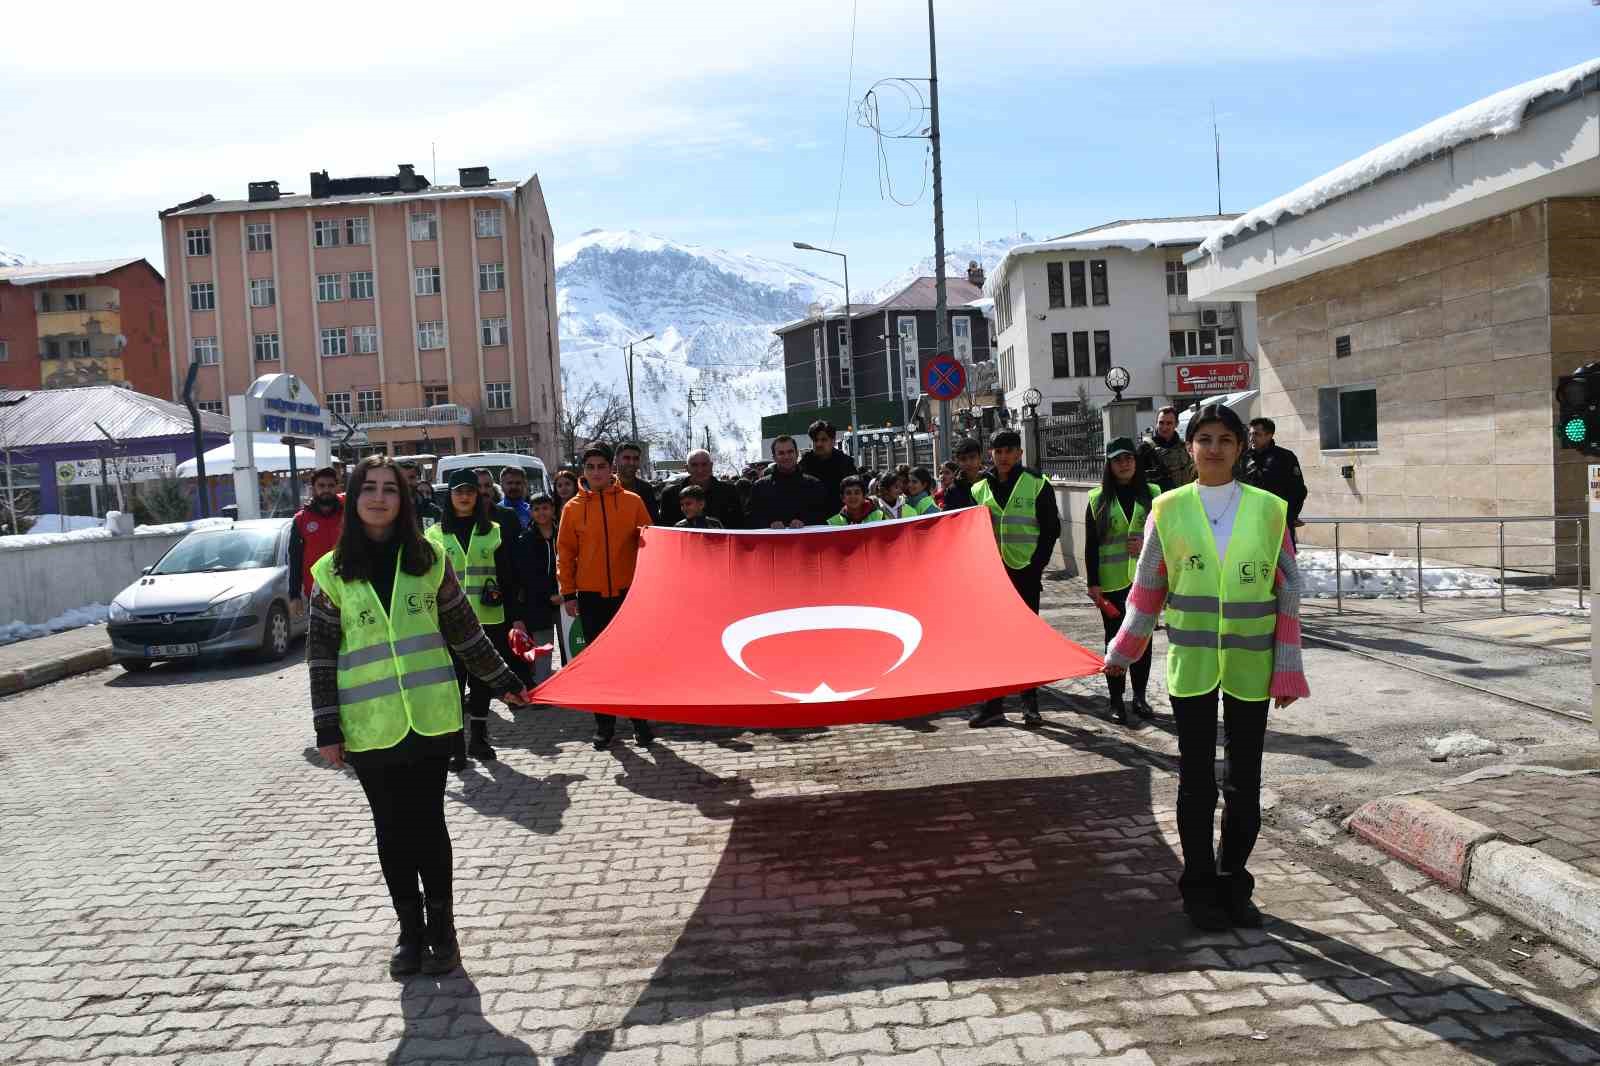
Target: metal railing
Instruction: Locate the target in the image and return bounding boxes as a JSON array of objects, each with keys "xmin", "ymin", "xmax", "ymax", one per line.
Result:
[
  {"xmin": 1297, "ymin": 515, "xmax": 1587, "ymax": 613},
  {"xmin": 353, "ymin": 404, "xmax": 473, "ymax": 428},
  {"xmin": 1033, "ymin": 412, "xmax": 1104, "ymax": 481}
]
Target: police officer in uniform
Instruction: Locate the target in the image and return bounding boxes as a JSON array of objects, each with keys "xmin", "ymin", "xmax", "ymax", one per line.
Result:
[
  {"xmin": 968, "ymin": 429, "xmax": 1062, "ymax": 728},
  {"xmin": 1241, "ymin": 417, "xmax": 1308, "ymax": 545}
]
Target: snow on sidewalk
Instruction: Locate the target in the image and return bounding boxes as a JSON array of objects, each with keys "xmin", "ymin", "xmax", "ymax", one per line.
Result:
[
  {"xmin": 0, "ymin": 604, "xmax": 109, "ymax": 647},
  {"xmin": 1299, "ymin": 548, "xmax": 1502, "ymax": 599}
]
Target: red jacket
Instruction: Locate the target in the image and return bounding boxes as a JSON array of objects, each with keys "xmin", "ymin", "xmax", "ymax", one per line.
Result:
[{"xmin": 291, "ymin": 502, "xmax": 344, "ymax": 597}]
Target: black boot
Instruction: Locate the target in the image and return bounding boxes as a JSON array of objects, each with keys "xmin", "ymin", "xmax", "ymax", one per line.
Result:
[
  {"xmin": 389, "ymin": 899, "xmax": 425, "ymax": 979},
  {"xmin": 466, "ymin": 718, "xmax": 496, "ymax": 762},
  {"xmin": 1219, "ymin": 871, "xmax": 1264, "ymax": 928},
  {"xmin": 1021, "ymin": 693, "xmax": 1042, "ymax": 728},
  {"xmin": 421, "ymin": 898, "xmax": 461, "ymax": 975},
  {"xmin": 1131, "ymin": 694, "xmax": 1155, "ymax": 719},
  {"xmin": 1109, "ymin": 696, "xmax": 1129, "ymax": 726},
  {"xmin": 1180, "ymin": 874, "xmax": 1232, "ymax": 932},
  {"xmin": 448, "ymin": 729, "xmax": 467, "ymax": 773},
  {"xmin": 969, "ymin": 700, "xmax": 1007, "ymax": 728},
  {"xmin": 633, "ymin": 720, "xmax": 655, "ymax": 747}
]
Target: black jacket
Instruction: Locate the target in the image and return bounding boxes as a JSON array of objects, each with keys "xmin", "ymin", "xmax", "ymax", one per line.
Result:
[
  {"xmin": 799, "ymin": 448, "xmax": 859, "ymax": 514},
  {"xmin": 507, "ymin": 522, "xmax": 560, "ymax": 629},
  {"xmin": 748, "ymin": 467, "xmax": 827, "ymax": 528},
  {"xmin": 413, "ymin": 492, "xmax": 442, "ymax": 526},
  {"xmin": 659, "ymin": 476, "xmax": 744, "ymax": 529},
  {"xmin": 979, "ymin": 465, "xmax": 1062, "ymax": 575},
  {"xmin": 941, "ymin": 474, "xmax": 981, "ymax": 512},
  {"xmin": 1242, "ymin": 442, "xmax": 1308, "ymax": 526},
  {"xmin": 674, "ymin": 515, "xmax": 725, "ymax": 529},
  {"xmin": 620, "ymin": 477, "xmax": 660, "ymax": 523}
]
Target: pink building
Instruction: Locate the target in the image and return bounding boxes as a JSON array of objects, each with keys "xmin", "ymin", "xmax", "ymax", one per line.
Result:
[{"xmin": 157, "ymin": 164, "xmax": 561, "ymax": 464}]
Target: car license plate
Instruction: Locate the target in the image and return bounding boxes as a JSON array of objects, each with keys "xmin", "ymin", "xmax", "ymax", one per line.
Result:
[{"xmin": 146, "ymin": 643, "xmax": 199, "ymax": 657}]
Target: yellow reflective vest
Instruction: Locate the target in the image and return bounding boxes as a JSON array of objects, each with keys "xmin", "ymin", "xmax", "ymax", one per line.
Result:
[
  {"xmin": 827, "ymin": 507, "xmax": 886, "ymax": 526},
  {"xmin": 971, "ymin": 470, "xmax": 1049, "ymax": 570},
  {"xmin": 1088, "ymin": 483, "xmax": 1162, "ymax": 593},
  {"xmin": 425, "ymin": 522, "xmax": 504, "ymax": 625},
  {"xmin": 310, "ymin": 547, "xmax": 461, "ymax": 753},
  {"xmin": 1153, "ymin": 483, "xmax": 1287, "ymax": 701}
]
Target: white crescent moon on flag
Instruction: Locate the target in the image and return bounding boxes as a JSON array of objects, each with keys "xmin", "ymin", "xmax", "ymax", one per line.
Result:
[{"xmin": 720, "ymin": 606, "xmax": 924, "ymax": 680}]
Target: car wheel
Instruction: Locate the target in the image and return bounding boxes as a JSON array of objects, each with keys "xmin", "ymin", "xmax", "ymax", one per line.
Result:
[
  {"xmin": 118, "ymin": 659, "xmax": 152, "ymax": 673},
  {"xmin": 261, "ymin": 603, "xmax": 291, "ymax": 661}
]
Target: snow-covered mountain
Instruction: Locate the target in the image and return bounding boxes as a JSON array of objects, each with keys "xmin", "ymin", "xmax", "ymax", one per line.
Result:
[
  {"xmin": 861, "ymin": 235, "xmax": 1036, "ymax": 305},
  {"xmin": 0, "ymin": 245, "xmax": 27, "ymax": 268},
  {"xmin": 553, "ymin": 230, "xmax": 1032, "ymax": 469}
]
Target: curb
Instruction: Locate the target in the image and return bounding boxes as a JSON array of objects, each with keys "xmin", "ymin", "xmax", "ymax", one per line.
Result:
[
  {"xmin": 0, "ymin": 645, "xmax": 116, "ymax": 698},
  {"xmin": 1347, "ymin": 795, "xmax": 1600, "ymax": 968}
]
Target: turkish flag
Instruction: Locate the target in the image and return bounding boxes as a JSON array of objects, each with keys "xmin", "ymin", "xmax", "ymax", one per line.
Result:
[{"xmin": 528, "ymin": 507, "xmax": 1103, "ymax": 727}]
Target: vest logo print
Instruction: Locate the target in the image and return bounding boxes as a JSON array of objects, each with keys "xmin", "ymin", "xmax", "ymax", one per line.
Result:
[
  {"xmin": 306, "ymin": 520, "xmax": 319, "ymax": 533},
  {"xmin": 1239, "ymin": 562, "xmax": 1257, "ymax": 584},
  {"xmin": 357, "ymin": 609, "xmax": 377, "ymax": 626},
  {"xmin": 1185, "ymin": 554, "xmax": 1205, "ymax": 572},
  {"xmin": 404, "ymin": 592, "xmax": 436, "ymax": 615}
]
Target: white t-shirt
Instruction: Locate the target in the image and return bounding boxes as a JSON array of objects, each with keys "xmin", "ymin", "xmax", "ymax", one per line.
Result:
[{"xmin": 1197, "ymin": 480, "xmax": 1242, "ymax": 563}]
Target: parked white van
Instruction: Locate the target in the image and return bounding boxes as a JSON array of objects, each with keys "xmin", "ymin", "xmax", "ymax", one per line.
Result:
[{"xmin": 433, "ymin": 453, "xmax": 550, "ymax": 497}]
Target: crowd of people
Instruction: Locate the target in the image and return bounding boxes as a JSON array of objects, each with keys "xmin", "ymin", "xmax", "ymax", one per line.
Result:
[{"xmin": 299, "ymin": 401, "xmax": 1315, "ymax": 975}]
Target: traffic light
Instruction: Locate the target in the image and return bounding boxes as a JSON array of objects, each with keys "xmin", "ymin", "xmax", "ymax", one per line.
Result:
[{"xmin": 1557, "ymin": 362, "xmax": 1600, "ymax": 455}]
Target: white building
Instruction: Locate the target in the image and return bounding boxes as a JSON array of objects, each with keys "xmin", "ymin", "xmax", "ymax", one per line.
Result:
[{"xmin": 984, "ymin": 216, "xmax": 1258, "ymax": 420}]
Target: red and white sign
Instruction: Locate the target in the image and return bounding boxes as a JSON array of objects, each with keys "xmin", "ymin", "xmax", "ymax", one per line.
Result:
[
  {"xmin": 1174, "ymin": 361, "xmax": 1251, "ymax": 394},
  {"xmin": 529, "ymin": 508, "xmax": 1103, "ymax": 727}
]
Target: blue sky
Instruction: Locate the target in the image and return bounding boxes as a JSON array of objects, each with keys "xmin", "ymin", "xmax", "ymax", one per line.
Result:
[{"xmin": 0, "ymin": 0, "xmax": 1594, "ymax": 290}]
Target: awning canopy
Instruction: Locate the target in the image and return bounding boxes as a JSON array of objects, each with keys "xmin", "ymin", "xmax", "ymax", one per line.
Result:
[{"xmin": 175, "ymin": 434, "xmax": 318, "ymax": 478}]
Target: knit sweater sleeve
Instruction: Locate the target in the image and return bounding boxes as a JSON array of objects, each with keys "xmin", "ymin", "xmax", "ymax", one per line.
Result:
[
  {"xmin": 1105, "ymin": 515, "xmax": 1167, "ymax": 667},
  {"xmin": 437, "ymin": 560, "xmax": 522, "ymax": 694},
  {"xmin": 1270, "ymin": 529, "xmax": 1309, "ymax": 700},
  {"xmin": 306, "ymin": 584, "xmax": 343, "ymax": 746}
]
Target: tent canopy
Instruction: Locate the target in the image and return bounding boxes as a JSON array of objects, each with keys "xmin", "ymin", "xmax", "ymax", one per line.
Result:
[{"xmin": 175, "ymin": 434, "xmax": 320, "ymax": 478}]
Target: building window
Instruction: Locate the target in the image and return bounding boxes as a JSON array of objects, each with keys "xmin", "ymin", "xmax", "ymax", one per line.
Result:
[
  {"xmin": 357, "ymin": 389, "xmax": 383, "ymax": 414},
  {"xmin": 1335, "ymin": 334, "xmax": 1352, "ymax": 358},
  {"xmin": 185, "ymin": 227, "xmax": 211, "ymax": 256},
  {"xmin": 248, "ymin": 278, "xmax": 275, "ymax": 308},
  {"xmin": 1000, "ymin": 346, "xmax": 1016, "ymax": 392},
  {"xmin": 192, "ymin": 336, "xmax": 220, "ymax": 365},
  {"xmin": 837, "ymin": 323, "xmax": 852, "ymax": 390},
  {"xmin": 1319, "ymin": 384, "xmax": 1378, "ymax": 450},
  {"xmin": 1165, "ymin": 260, "xmax": 1188, "ymax": 296},
  {"xmin": 485, "ymin": 382, "xmax": 513, "ymax": 410},
  {"xmin": 253, "ymin": 332, "xmax": 281, "ymax": 362},
  {"xmin": 1170, "ymin": 331, "xmax": 1191, "ymax": 358},
  {"xmin": 319, "ymin": 327, "xmax": 348, "ymax": 357},
  {"xmin": 345, "ymin": 216, "xmax": 370, "ymax": 246},
  {"xmin": 316, "ymin": 273, "xmax": 342, "ymax": 302},
  {"xmin": 1068, "ymin": 262, "xmax": 1086, "ymax": 308},
  {"xmin": 475, "ymin": 209, "xmax": 503, "ymax": 238},
  {"xmin": 811, "ymin": 327, "xmax": 829, "ymax": 406},
  {"xmin": 246, "ymin": 222, "xmax": 273, "ymax": 252},
  {"xmin": 197, "ymin": 401, "xmax": 224, "ymax": 414},
  {"xmin": 479, "ymin": 262, "xmax": 505, "ymax": 292},
  {"xmin": 41, "ymin": 340, "xmax": 60, "ymax": 359},
  {"xmin": 414, "ymin": 267, "xmax": 441, "ymax": 296},
  {"xmin": 424, "ymin": 384, "xmax": 450, "ymax": 406},
  {"xmin": 189, "ymin": 283, "xmax": 215, "ymax": 311},
  {"xmin": 417, "ymin": 321, "xmax": 445, "ymax": 349},
  {"xmin": 1046, "ymin": 262, "xmax": 1065, "ymax": 309},
  {"xmin": 327, "ymin": 391, "xmax": 351, "ymax": 417},
  {"xmin": 1089, "ymin": 259, "xmax": 1109, "ymax": 306},
  {"xmin": 66, "ymin": 338, "xmax": 91, "ymax": 358},
  {"xmin": 1219, "ymin": 327, "xmax": 1236, "ymax": 357},
  {"xmin": 352, "ymin": 325, "xmax": 378, "ymax": 354},
  {"xmin": 1094, "ymin": 330, "xmax": 1111, "ymax": 376},
  {"xmin": 481, "ymin": 316, "xmax": 508, "ymax": 347},
  {"xmin": 952, "ymin": 315, "xmax": 972, "ymax": 363},
  {"xmin": 348, "ymin": 271, "xmax": 374, "ymax": 300},
  {"xmin": 0, "ymin": 340, "xmax": 7, "ymax": 362},
  {"xmin": 312, "ymin": 219, "xmax": 341, "ymax": 248},
  {"xmin": 1072, "ymin": 331, "xmax": 1090, "ymax": 378},
  {"xmin": 409, "ymin": 211, "xmax": 437, "ymax": 241},
  {"xmin": 897, "ymin": 315, "xmax": 919, "ymax": 396},
  {"xmin": 64, "ymin": 292, "xmax": 87, "ymax": 311},
  {"xmin": 1051, "ymin": 332, "xmax": 1070, "ymax": 378}
]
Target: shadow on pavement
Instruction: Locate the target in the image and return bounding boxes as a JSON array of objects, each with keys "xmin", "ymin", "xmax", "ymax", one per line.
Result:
[
  {"xmin": 104, "ymin": 649, "xmax": 302, "ymax": 687},
  {"xmin": 610, "ymin": 742, "xmax": 754, "ymax": 820},
  {"xmin": 451, "ymin": 762, "xmax": 586, "ymax": 837},
  {"xmin": 388, "ymin": 970, "xmax": 540, "ymax": 1064}
]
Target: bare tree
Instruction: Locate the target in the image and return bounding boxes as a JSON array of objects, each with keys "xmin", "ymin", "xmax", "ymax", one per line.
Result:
[
  {"xmin": 0, "ymin": 402, "xmax": 37, "ymax": 535},
  {"xmin": 558, "ymin": 369, "xmax": 632, "ymax": 465}
]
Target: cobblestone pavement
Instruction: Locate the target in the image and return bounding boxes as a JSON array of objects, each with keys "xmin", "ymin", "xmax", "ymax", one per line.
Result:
[
  {"xmin": 1394, "ymin": 768, "xmax": 1600, "ymax": 875},
  {"xmin": 4, "ymin": 592, "xmax": 1600, "ymax": 1065}
]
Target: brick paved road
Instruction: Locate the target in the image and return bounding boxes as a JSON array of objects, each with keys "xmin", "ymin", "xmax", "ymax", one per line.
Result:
[{"xmin": 4, "ymin": 617, "xmax": 1600, "ymax": 1064}]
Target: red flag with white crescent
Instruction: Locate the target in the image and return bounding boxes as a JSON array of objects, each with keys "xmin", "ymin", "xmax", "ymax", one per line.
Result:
[{"xmin": 528, "ymin": 507, "xmax": 1103, "ymax": 727}]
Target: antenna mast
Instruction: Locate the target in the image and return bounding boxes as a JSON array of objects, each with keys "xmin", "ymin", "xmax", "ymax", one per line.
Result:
[{"xmin": 1212, "ymin": 102, "xmax": 1223, "ymax": 215}]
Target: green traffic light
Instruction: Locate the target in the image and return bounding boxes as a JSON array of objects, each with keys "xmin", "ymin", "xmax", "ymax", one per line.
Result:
[{"xmin": 1565, "ymin": 417, "xmax": 1588, "ymax": 444}]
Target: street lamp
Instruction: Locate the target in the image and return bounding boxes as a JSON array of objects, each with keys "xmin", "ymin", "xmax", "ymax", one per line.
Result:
[
  {"xmin": 624, "ymin": 331, "xmax": 655, "ymax": 445},
  {"xmin": 792, "ymin": 242, "xmax": 856, "ymax": 459}
]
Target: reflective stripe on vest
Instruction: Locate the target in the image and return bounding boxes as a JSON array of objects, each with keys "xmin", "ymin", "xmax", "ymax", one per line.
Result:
[
  {"xmin": 1152, "ymin": 483, "xmax": 1287, "ymax": 701},
  {"xmin": 310, "ymin": 547, "xmax": 461, "ymax": 753},
  {"xmin": 425, "ymin": 523, "xmax": 504, "ymax": 624},
  {"xmin": 1087, "ymin": 483, "xmax": 1161, "ymax": 593},
  {"xmin": 971, "ymin": 472, "xmax": 1047, "ymax": 569},
  {"xmin": 827, "ymin": 508, "xmax": 886, "ymax": 526}
]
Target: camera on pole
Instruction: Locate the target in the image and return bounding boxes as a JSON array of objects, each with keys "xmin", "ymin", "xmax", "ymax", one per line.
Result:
[{"xmin": 1557, "ymin": 362, "xmax": 1600, "ymax": 456}]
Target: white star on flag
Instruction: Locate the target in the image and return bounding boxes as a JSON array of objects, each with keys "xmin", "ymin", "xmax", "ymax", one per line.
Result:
[{"xmin": 770, "ymin": 682, "xmax": 873, "ymax": 703}]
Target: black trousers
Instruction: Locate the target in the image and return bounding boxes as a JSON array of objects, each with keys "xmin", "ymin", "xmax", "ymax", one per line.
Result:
[
  {"xmin": 454, "ymin": 621, "xmax": 510, "ymax": 725},
  {"xmin": 353, "ymin": 754, "xmax": 452, "ymax": 911},
  {"xmin": 985, "ymin": 566, "xmax": 1042, "ymax": 713},
  {"xmin": 1101, "ymin": 585, "xmax": 1151, "ymax": 701},
  {"xmin": 1170, "ymin": 687, "xmax": 1269, "ymax": 901},
  {"xmin": 577, "ymin": 591, "xmax": 650, "ymax": 737}
]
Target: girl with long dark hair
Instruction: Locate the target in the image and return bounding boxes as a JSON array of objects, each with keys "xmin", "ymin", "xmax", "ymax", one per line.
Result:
[
  {"xmin": 1084, "ymin": 438, "xmax": 1160, "ymax": 724},
  {"xmin": 309, "ymin": 456, "xmax": 527, "ymax": 979},
  {"xmin": 1104, "ymin": 404, "xmax": 1307, "ymax": 932}
]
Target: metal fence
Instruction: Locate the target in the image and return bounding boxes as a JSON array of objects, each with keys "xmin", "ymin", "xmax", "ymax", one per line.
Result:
[
  {"xmin": 1032, "ymin": 412, "xmax": 1104, "ymax": 481},
  {"xmin": 1297, "ymin": 515, "xmax": 1587, "ymax": 613}
]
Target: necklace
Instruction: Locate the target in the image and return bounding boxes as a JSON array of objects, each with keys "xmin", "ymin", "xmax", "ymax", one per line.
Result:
[{"xmin": 1201, "ymin": 482, "xmax": 1241, "ymax": 527}]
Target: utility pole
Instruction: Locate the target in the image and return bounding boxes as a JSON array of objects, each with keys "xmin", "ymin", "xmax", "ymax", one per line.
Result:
[
  {"xmin": 1212, "ymin": 101, "xmax": 1223, "ymax": 216},
  {"xmin": 927, "ymin": 0, "xmax": 952, "ymax": 463},
  {"xmin": 624, "ymin": 331, "xmax": 655, "ymax": 446}
]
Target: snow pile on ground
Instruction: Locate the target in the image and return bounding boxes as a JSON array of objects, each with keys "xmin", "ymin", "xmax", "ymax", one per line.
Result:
[
  {"xmin": 0, "ymin": 603, "xmax": 108, "ymax": 647},
  {"xmin": 1425, "ymin": 732, "xmax": 1504, "ymax": 761},
  {"xmin": 0, "ymin": 516, "xmax": 231, "ymax": 550},
  {"xmin": 1299, "ymin": 549, "xmax": 1501, "ymax": 599},
  {"xmin": 25, "ymin": 514, "xmax": 103, "ymax": 534},
  {"xmin": 1199, "ymin": 57, "xmax": 1600, "ymax": 258}
]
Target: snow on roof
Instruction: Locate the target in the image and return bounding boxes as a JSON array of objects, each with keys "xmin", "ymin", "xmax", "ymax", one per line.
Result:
[
  {"xmin": 166, "ymin": 183, "xmax": 518, "ymax": 217},
  {"xmin": 984, "ymin": 216, "xmax": 1236, "ymax": 296},
  {"xmin": 0, "ymin": 386, "xmax": 229, "ymax": 447},
  {"xmin": 0, "ymin": 257, "xmax": 146, "ymax": 285},
  {"xmin": 773, "ymin": 276, "xmax": 986, "ymax": 335},
  {"xmin": 1196, "ymin": 57, "xmax": 1600, "ymax": 260}
]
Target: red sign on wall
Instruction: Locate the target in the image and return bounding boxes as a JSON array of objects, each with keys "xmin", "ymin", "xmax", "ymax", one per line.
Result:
[{"xmin": 1174, "ymin": 361, "xmax": 1251, "ymax": 394}]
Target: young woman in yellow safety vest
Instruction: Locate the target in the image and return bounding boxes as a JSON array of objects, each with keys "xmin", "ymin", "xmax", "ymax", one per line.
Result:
[
  {"xmin": 1084, "ymin": 436, "xmax": 1161, "ymax": 725},
  {"xmin": 1103, "ymin": 404, "xmax": 1308, "ymax": 932},
  {"xmin": 310, "ymin": 457, "xmax": 529, "ymax": 979},
  {"xmin": 901, "ymin": 466, "xmax": 940, "ymax": 516}
]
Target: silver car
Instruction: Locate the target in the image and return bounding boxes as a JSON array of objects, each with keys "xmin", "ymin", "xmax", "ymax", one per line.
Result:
[{"xmin": 107, "ymin": 519, "xmax": 308, "ymax": 671}]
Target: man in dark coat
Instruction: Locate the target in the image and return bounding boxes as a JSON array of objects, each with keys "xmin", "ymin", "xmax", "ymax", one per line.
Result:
[
  {"xmin": 798, "ymin": 420, "xmax": 859, "ymax": 515},
  {"xmin": 659, "ymin": 449, "xmax": 744, "ymax": 528},
  {"xmin": 747, "ymin": 435, "xmax": 826, "ymax": 528},
  {"xmin": 1243, "ymin": 417, "xmax": 1309, "ymax": 544}
]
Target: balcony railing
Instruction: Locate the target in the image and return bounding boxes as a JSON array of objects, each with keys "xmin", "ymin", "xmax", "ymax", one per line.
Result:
[{"xmin": 353, "ymin": 404, "xmax": 474, "ymax": 429}]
